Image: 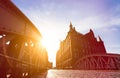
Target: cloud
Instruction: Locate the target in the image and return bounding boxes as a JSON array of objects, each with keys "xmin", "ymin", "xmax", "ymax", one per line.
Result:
[
  {"xmin": 106, "ymin": 45, "xmax": 120, "ymax": 54},
  {"xmin": 93, "ymin": 25, "xmax": 120, "ymax": 54},
  {"xmin": 11, "ymin": 0, "xmax": 120, "ymax": 64}
]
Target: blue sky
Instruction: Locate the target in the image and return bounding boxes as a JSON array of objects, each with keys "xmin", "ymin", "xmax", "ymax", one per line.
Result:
[{"xmin": 12, "ymin": 0, "xmax": 120, "ymax": 66}]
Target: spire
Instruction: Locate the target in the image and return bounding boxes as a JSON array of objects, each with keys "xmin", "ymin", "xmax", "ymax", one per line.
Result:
[
  {"xmin": 69, "ymin": 21, "xmax": 73, "ymax": 30},
  {"xmin": 90, "ymin": 29, "xmax": 93, "ymax": 33},
  {"xmin": 89, "ymin": 29, "xmax": 94, "ymax": 36},
  {"xmin": 70, "ymin": 21, "xmax": 72, "ymax": 25},
  {"xmin": 98, "ymin": 36, "xmax": 102, "ymax": 42}
]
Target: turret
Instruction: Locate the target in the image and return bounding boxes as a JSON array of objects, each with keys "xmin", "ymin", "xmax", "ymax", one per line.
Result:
[
  {"xmin": 98, "ymin": 36, "xmax": 103, "ymax": 42},
  {"xmin": 69, "ymin": 21, "xmax": 73, "ymax": 30},
  {"xmin": 97, "ymin": 35, "xmax": 106, "ymax": 53},
  {"xmin": 89, "ymin": 29, "xmax": 95, "ymax": 37},
  {"xmin": 90, "ymin": 29, "xmax": 94, "ymax": 34},
  {"xmin": 69, "ymin": 22, "xmax": 77, "ymax": 32}
]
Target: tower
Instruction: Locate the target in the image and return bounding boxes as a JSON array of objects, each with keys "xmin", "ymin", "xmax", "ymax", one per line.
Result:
[{"xmin": 69, "ymin": 22, "xmax": 73, "ymax": 31}]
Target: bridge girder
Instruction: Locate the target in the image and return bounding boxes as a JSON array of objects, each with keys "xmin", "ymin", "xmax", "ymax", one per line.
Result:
[
  {"xmin": 0, "ymin": 0, "xmax": 41, "ymax": 41},
  {"xmin": 0, "ymin": 0, "xmax": 49, "ymax": 77},
  {"xmin": 75, "ymin": 55, "xmax": 120, "ymax": 70}
]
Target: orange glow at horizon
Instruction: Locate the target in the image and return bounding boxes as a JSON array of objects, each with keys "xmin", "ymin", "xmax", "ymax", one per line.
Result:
[{"xmin": 41, "ymin": 36, "xmax": 60, "ymax": 67}]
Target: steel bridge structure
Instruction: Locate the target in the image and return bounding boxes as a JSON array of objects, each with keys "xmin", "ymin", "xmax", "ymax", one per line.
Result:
[
  {"xmin": 0, "ymin": 0, "xmax": 48, "ymax": 78},
  {"xmin": 74, "ymin": 54, "xmax": 120, "ymax": 70}
]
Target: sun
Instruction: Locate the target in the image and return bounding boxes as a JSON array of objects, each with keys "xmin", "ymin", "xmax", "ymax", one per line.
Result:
[
  {"xmin": 41, "ymin": 38, "xmax": 47, "ymax": 48},
  {"xmin": 41, "ymin": 37, "xmax": 59, "ymax": 64},
  {"xmin": 39, "ymin": 27, "xmax": 60, "ymax": 67}
]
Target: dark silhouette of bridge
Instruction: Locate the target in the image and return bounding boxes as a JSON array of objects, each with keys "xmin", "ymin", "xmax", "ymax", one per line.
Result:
[{"xmin": 0, "ymin": 0, "xmax": 48, "ymax": 78}]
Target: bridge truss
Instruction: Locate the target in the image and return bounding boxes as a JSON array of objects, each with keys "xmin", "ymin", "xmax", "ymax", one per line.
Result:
[
  {"xmin": 0, "ymin": 0, "xmax": 48, "ymax": 78},
  {"xmin": 75, "ymin": 54, "xmax": 120, "ymax": 70}
]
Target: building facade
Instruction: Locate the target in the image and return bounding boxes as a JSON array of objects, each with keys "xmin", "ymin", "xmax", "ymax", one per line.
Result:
[{"xmin": 56, "ymin": 23, "xmax": 120, "ymax": 70}]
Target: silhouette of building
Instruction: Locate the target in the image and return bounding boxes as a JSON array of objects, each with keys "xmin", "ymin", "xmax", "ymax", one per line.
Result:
[
  {"xmin": 48, "ymin": 62, "xmax": 53, "ymax": 69},
  {"xmin": 56, "ymin": 22, "xmax": 120, "ymax": 70}
]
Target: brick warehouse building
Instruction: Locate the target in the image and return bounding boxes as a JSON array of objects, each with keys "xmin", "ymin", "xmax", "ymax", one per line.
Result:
[{"xmin": 56, "ymin": 23, "xmax": 120, "ymax": 70}]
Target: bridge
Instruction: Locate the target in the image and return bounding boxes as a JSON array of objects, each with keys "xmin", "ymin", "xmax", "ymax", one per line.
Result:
[
  {"xmin": 0, "ymin": 0, "xmax": 120, "ymax": 78},
  {"xmin": 74, "ymin": 54, "xmax": 120, "ymax": 70},
  {"xmin": 0, "ymin": 0, "xmax": 48, "ymax": 78}
]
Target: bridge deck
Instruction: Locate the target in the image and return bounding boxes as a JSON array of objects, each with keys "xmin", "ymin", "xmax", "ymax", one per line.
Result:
[{"xmin": 32, "ymin": 69, "xmax": 120, "ymax": 78}]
